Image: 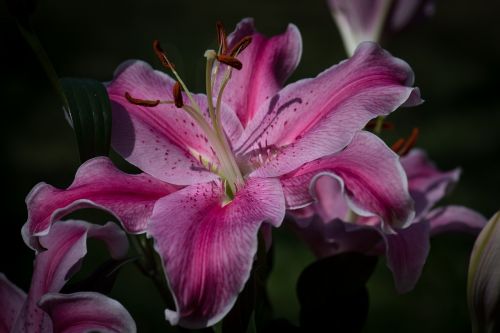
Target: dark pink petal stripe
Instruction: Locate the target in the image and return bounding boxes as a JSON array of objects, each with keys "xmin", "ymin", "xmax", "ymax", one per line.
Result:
[
  {"xmin": 218, "ymin": 18, "xmax": 302, "ymax": 127},
  {"xmin": 241, "ymin": 42, "xmax": 421, "ymax": 178},
  {"xmin": 148, "ymin": 178, "xmax": 285, "ymax": 328}
]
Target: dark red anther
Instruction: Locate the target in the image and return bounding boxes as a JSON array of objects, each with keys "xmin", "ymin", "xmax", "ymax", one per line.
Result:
[
  {"xmin": 153, "ymin": 40, "xmax": 175, "ymax": 70},
  {"xmin": 398, "ymin": 127, "xmax": 419, "ymax": 156},
  {"xmin": 216, "ymin": 54, "xmax": 243, "ymax": 70},
  {"xmin": 390, "ymin": 138, "xmax": 406, "ymax": 154},
  {"xmin": 125, "ymin": 92, "xmax": 160, "ymax": 107},
  {"xmin": 228, "ymin": 36, "xmax": 252, "ymax": 57},
  {"xmin": 216, "ymin": 21, "xmax": 228, "ymax": 54},
  {"xmin": 173, "ymin": 82, "xmax": 183, "ymax": 108},
  {"xmin": 391, "ymin": 127, "xmax": 420, "ymax": 156}
]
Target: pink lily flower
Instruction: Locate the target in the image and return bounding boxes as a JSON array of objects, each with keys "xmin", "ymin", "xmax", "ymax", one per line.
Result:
[
  {"xmin": 328, "ymin": 0, "xmax": 435, "ymax": 55},
  {"xmin": 290, "ymin": 148, "xmax": 487, "ymax": 292},
  {"xmin": 0, "ymin": 220, "xmax": 136, "ymax": 333},
  {"xmin": 24, "ymin": 18, "xmax": 421, "ymax": 328}
]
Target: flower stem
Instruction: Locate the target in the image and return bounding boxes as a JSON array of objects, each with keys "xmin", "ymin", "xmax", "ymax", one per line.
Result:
[
  {"xmin": 129, "ymin": 234, "xmax": 174, "ymax": 307},
  {"xmin": 373, "ymin": 116, "xmax": 385, "ymax": 134}
]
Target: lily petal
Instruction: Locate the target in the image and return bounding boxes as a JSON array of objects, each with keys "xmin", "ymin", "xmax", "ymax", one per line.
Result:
[
  {"xmin": 328, "ymin": 0, "xmax": 435, "ymax": 54},
  {"xmin": 468, "ymin": 211, "xmax": 500, "ymax": 333},
  {"xmin": 219, "ymin": 18, "xmax": 302, "ymax": 127},
  {"xmin": 383, "ymin": 220, "xmax": 430, "ymax": 293},
  {"xmin": 290, "ymin": 216, "xmax": 382, "ymax": 258},
  {"xmin": 148, "ymin": 178, "xmax": 285, "ymax": 328},
  {"xmin": 0, "ymin": 273, "xmax": 26, "ymax": 333},
  {"xmin": 13, "ymin": 220, "xmax": 128, "ymax": 333},
  {"xmin": 281, "ymin": 131, "xmax": 414, "ymax": 230},
  {"xmin": 107, "ymin": 60, "xmax": 243, "ymax": 185},
  {"xmin": 328, "ymin": 0, "xmax": 391, "ymax": 54},
  {"xmin": 390, "ymin": 0, "xmax": 436, "ymax": 31},
  {"xmin": 24, "ymin": 157, "xmax": 178, "ymax": 251},
  {"xmin": 291, "ymin": 212, "xmax": 429, "ymax": 293},
  {"xmin": 310, "ymin": 174, "xmax": 350, "ymax": 223},
  {"xmin": 39, "ymin": 292, "xmax": 136, "ymax": 333},
  {"xmin": 401, "ymin": 149, "xmax": 460, "ymax": 217},
  {"xmin": 241, "ymin": 42, "xmax": 421, "ymax": 177},
  {"xmin": 429, "ymin": 205, "xmax": 487, "ymax": 236}
]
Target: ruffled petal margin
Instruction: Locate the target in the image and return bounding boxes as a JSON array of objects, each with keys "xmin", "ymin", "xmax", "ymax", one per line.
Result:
[
  {"xmin": 24, "ymin": 157, "xmax": 179, "ymax": 251},
  {"xmin": 281, "ymin": 131, "xmax": 414, "ymax": 231}
]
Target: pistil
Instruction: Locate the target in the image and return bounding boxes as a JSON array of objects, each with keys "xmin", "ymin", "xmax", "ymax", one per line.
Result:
[
  {"xmin": 126, "ymin": 26, "xmax": 251, "ymax": 197},
  {"xmin": 204, "ymin": 49, "xmax": 245, "ymax": 194}
]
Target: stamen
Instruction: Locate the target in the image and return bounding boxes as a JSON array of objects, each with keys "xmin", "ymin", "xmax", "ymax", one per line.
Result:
[
  {"xmin": 125, "ymin": 92, "xmax": 160, "ymax": 107},
  {"xmin": 398, "ymin": 127, "xmax": 419, "ymax": 156},
  {"xmin": 228, "ymin": 36, "xmax": 252, "ymax": 57},
  {"xmin": 173, "ymin": 82, "xmax": 183, "ymax": 108},
  {"xmin": 203, "ymin": 48, "xmax": 245, "ymax": 192},
  {"xmin": 153, "ymin": 40, "xmax": 175, "ymax": 70},
  {"xmin": 391, "ymin": 127, "xmax": 420, "ymax": 156},
  {"xmin": 390, "ymin": 138, "xmax": 406, "ymax": 153},
  {"xmin": 216, "ymin": 54, "xmax": 242, "ymax": 70},
  {"xmin": 216, "ymin": 21, "xmax": 228, "ymax": 54},
  {"xmin": 153, "ymin": 40, "xmax": 202, "ymax": 115}
]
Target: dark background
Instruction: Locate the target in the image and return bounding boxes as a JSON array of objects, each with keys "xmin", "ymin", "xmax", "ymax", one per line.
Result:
[{"xmin": 1, "ymin": 0, "xmax": 499, "ymax": 332}]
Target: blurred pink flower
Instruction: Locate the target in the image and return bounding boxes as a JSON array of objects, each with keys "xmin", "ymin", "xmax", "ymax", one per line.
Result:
[
  {"xmin": 0, "ymin": 220, "xmax": 136, "ymax": 333},
  {"xmin": 290, "ymin": 148, "xmax": 487, "ymax": 292},
  {"xmin": 328, "ymin": 0, "xmax": 435, "ymax": 54}
]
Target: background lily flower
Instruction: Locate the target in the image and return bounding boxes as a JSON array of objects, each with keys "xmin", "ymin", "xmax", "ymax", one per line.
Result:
[
  {"xmin": 328, "ymin": 0, "xmax": 435, "ymax": 55},
  {"xmin": 290, "ymin": 148, "xmax": 487, "ymax": 292},
  {"xmin": 468, "ymin": 211, "xmax": 500, "ymax": 333},
  {"xmin": 0, "ymin": 220, "xmax": 136, "ymax": 333},
  {"xmin": 24, "ymin": 18, "xmax": 420, "ymax": 328}
]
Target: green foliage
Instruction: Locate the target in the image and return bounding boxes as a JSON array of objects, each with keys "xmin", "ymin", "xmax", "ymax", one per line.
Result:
[{"xmin": 60, "ymin": 78, "xmax": 112, "ymax": 162}]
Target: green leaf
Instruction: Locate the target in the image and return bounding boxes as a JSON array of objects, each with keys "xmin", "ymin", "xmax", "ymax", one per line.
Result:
[
  {"xmin": 468, "ymin": 211, "xmax": 500, "ymax": 333},
  {"xmin": 60, "ymin": 78, "xmax": 112, "ymax": 162},
  {"xmin": 246, "ymin": 312, "xmax": 257, "ymax": 333}
]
